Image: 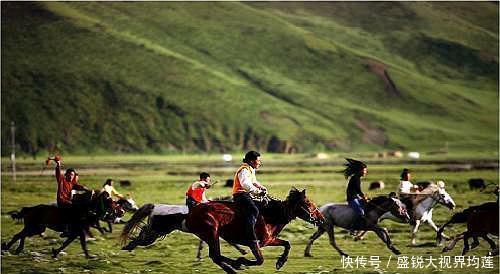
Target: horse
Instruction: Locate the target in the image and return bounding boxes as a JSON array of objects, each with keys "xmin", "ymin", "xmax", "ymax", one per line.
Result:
[
  {"xmin": 93, "ymin": 196, "xmax": 139, "ymax": 234},
  {"xmin": 304, "ymin": 194, "xmax": 410, "ymax": 257},
  {"xmin": 440, "ymin": 208, "xmax": 499, "ymax": 256},
  {"xmin": 1, "ymin": 190, "xmax": 122, "ymax": 258},
  {"xmin": 121, "ymin": 187, "xmax": 325, "ymax": 274},
  {"xmin": 354, "ymin": 182, "xmax": 456, "ymax": 245},
  {"xmin": 437, "ymin": 201, "xmax": 498, "ymax": 255},
  {"xmin": 118, "ymin": 196, "xmax": 245, "ymax": 259}
]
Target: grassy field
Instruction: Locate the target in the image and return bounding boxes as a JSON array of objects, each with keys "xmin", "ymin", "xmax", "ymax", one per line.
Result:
[{"xmin": 1, "ymin": 153, "xmax": 498, "ymax": 273}]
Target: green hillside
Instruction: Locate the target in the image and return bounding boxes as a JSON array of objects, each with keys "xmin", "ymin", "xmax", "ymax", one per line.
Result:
[{"xmin": 1, "ymin": 2, "xmax": 498, "ymax": 155}]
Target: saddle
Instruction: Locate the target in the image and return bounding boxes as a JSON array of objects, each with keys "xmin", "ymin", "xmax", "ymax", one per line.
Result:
[{"xmin": 151, "ymin": 204, "xmax": 189, "ymax": 216}]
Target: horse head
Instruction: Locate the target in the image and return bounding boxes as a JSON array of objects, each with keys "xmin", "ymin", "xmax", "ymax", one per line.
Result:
[
  {"xmin": 286, "ymin": 187, "xmax": 325, "ymax": 226},
  {"xmin": 117, "ymin": 196, "xmax": 139, "ymax": 212},
  {"xmin": 418, "ymin": 182, "xmax": 455, "ymax": 210},
  {"xmin": 370, "ymin": 195, "xmax": 410, "ymax": 222},
  {"xmin": 434, "ymin": 181, "xmax": 455, "ymax": 210},
  {"xmin": 93, "ymin": 190, "xmax": 125, "ymax": 222}
]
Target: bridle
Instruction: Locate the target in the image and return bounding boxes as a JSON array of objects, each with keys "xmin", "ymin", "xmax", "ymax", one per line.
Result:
[{"xmin": 299, "ymin": 203, "xmax": 322, "ymax": 224}]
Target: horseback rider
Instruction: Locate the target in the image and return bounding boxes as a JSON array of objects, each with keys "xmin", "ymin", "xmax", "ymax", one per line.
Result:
[
  {"xmin": 102, "ymin": 178, "xmax": 125, "ymax": 199},
  {"xmin": 397, "ymin": 168, "xmax": 419, "ymax": 195},
  {"xmin": 53, "ymin": 156, "xmax": 91, "ymax": 236},
  {"xmin": 344, "ymin": 158, "xmax": 368, "ymax": 226},
  {"xmin": 185, "ymin": 172, "xmax": 212, "ymax": 209},
  {"xmin": 232, "ymin": 151, "xmax": 267, "ymax": 247},
  {"xmin": 397, "ymin": 168, "xmax": 419, "ymax": 224}
]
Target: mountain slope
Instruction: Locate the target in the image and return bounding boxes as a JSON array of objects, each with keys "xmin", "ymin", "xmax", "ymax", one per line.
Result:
[{"xmin": 1, "ymin": 2, "xmax": 498, "ymax": 155}]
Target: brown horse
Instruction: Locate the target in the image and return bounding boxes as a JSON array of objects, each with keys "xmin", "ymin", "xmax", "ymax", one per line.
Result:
[
  {"xmin": 121, "ymin": 187, "xmax": 324, "ymax": 273},
  {"xmin": 2, "ymin": 190, "xmax": 123, "ymax": 258},
  {"xmin": 185, "ymin": 188, "xmax": 324, "ymax": 273}
]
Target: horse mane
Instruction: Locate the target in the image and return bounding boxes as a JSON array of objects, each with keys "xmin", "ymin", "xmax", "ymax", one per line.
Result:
[
  {"xmin": 366, "ymin": 196, "xmax": 388, "ymax": 207},
  {"xmin": 419, "ymin": 183, "xmax": 439, "ymax": 195},
  {"xmin": 364, "ymin": 195, "xmax": 393, "ymax": 212}
]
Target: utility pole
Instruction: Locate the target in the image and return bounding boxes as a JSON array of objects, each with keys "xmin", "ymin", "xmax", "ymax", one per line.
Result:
[{"xmin": 11, "ymin": 121, "xmax": 16, "ymax": 182}]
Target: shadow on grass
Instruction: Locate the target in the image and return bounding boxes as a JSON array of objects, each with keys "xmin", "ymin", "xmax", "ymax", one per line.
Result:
[{"xmin": 407, "ymin": 242, "xmax": 437, "ymax": 248}]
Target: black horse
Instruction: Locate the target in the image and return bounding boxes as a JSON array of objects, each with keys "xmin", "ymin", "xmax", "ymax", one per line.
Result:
[{"xmin": 2, "ymin": 190, "xmax": 122, "ymax": 258}]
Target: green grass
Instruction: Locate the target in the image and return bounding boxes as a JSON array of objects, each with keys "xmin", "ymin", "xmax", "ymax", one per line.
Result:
[
  {"xmin": 1, "ymin": 154, "xmax": 499, "ymax": 273},
  {"xmin": 1, "ymin": 2, "xmax": 498, "ymax": 155}
]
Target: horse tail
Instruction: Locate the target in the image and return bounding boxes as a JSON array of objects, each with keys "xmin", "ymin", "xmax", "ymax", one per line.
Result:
[
  {"xmin": 8, "ymin": 208, "xmax": 26, "ymax": 222},
  {"xmin": 436, "ymin": 211, "xmax": 467, "ymax": 243},
  {"xmin": 120, "ymin": 203, "xmax": 154, "ymax": 245}
]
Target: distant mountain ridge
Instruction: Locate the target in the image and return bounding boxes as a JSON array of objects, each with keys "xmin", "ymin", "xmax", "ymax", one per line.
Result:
[{"xmin": 1, "ymin": 2, "xmax": 498, "ymax": 155}]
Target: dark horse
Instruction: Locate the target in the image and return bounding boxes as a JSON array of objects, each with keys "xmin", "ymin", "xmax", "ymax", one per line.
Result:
[
  {"xmin": 304, "ymin": 195, "xmax": 410, "ymax": 257},
  {"xmin": 438, "ymin": 203, "xmax": 499, "ymax": 256},
  {"xmin": 121, "ymin": 188, "xmax": 324, "ymax": 273},
  {"xmin": 92, "ymin": 196, "xmax": 138, "ymax": 234},
  {"xmin": 2, "ymin": 190, "xmax": 123, "ymax": 258}
]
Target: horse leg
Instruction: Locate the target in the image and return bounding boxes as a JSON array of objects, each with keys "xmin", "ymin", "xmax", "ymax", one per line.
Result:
[
  {"xmin": 304, "ymin": 225, "xmax": 326, "ymax": 257},
  {"xmin": 470, "ymin": 236, "xmax": 481, "ymax": 250},
  {"xmin": 266, "ymin": 238, "xmax": 290, "ymax": 270},
  {"xmin": 230, "ymin": 243, "xmax": 247, "ymax": 255},
  {"xmin": 462, "ymin": 232, "xmax": 471, "ymax": 255},
  {"xmin": 427, "ymin": 218, "xmax": 450, "ymax": 240},
  {"xmin": 196, "ymin": 240, "xmax": 204, "ymax": 260},
  {"xmin": 373, "ymin": 226, "xmax": 400, "ymax": 255},
  {"xmin": 326, "ymin": 225, "xmax": 348, "ymax": 257},
  {"xmin": 106, "ymin": 221, "xmax": 113, "ymax": 233},
  {"xmin": 14, "ymin": 234, "xmax": 26, "ymax": 255},
  {"xmin": 2, "ymin": 230, "xmax": 24, "ymax": 252},
  {"xmin": 52, "ymin": 234, "xmax": 78, "ymax": 258},
  {"xmin": 410, "ymin": 220, "xmax": 421, "ymax": 246},
  {"xmin": 354, "ymin": 230, "xmax": 367, "ymax": 241},
  {"xmin": 443, "ymin": 233, "xmax": 464, "ymax": 253},
  {"xmin": 11, "ymin": 225, "xmax": 44, "ymax": 254},
  {"xmin": 206, "ymin": 237, "xmax": 237, "ymax": 274},
  {"xmin": 79, "ymin": 230, "xmax": 95, "ymax": 259},
  {"xmin": 481, "ymin": 234, "xmax": 498, "ymax": 256}
]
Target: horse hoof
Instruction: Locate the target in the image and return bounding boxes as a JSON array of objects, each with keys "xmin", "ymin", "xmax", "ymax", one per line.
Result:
[
  {"xmin": 1, "ymin": 243, "xmax": 8, "ymax": 251},
  {"xmin": 304, "ymin": 253, "xmax": 312, "ymax": 257},
  {"xmin": 51, "ymin": 248, "xmax": 58, "ymax": 258},
  {"xmin": 276, "ymin": 259, "xmax": 286, "ymax": 270},
  {"xmin": 341, "ymin": 253, "xmax": 349, "ymax": 258},
  {"xmin": 392, "ymin": 249, "xmax": 401, "ymax": 255},
  {"xmin": 86, "ymin": 254, "xmax": 97, "ymax": 259}
]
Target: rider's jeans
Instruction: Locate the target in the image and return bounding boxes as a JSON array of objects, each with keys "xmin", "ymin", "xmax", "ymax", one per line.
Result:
[
  {"xmin": 233, "ymin": 192, "xmax": 259, "ymax": 242},
  {"xmin": 348, "ymin": 198, "xmax": 365, "ymax": 217}
]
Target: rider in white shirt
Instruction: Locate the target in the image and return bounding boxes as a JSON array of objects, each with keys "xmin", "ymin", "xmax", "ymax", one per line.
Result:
[
  {"xmin": 397, "ymin": 168, "xmax": 419, "ymax": 195},
  {"xmin": 397, "ymin": 168, "xmax": 418, "ymax": 224}
]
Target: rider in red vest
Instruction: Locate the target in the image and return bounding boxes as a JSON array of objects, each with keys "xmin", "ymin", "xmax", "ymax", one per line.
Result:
[{"xmin": 186, "ymin": 172, "xmax": 212, "ymax": 209}]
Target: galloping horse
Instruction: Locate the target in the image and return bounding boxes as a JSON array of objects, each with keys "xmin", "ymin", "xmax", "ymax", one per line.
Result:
[
  {"xmin": 121, "ymin": 188, "xmax": 324, "ymax": 273},
  {"xmin": 438, "ymin": 203, "xmax": 498, "ymax": 256},
  {"xmin": 354, "ymin": 182, "xmax": 456, "ymax": 245},
  {"xmin": 304, "ymin": 195, "xmax": 410, "ymax": 257},
  {"xmin": 119, "ymin": 197, "xmax": 247, "ymax": 259},
  {"xmin": 95, "ymin": 196, "xmax": 139, "ymax": 234},
  {"xmin": 2, "ymin": 190, "xmax": 122, "ymax": 258}
]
